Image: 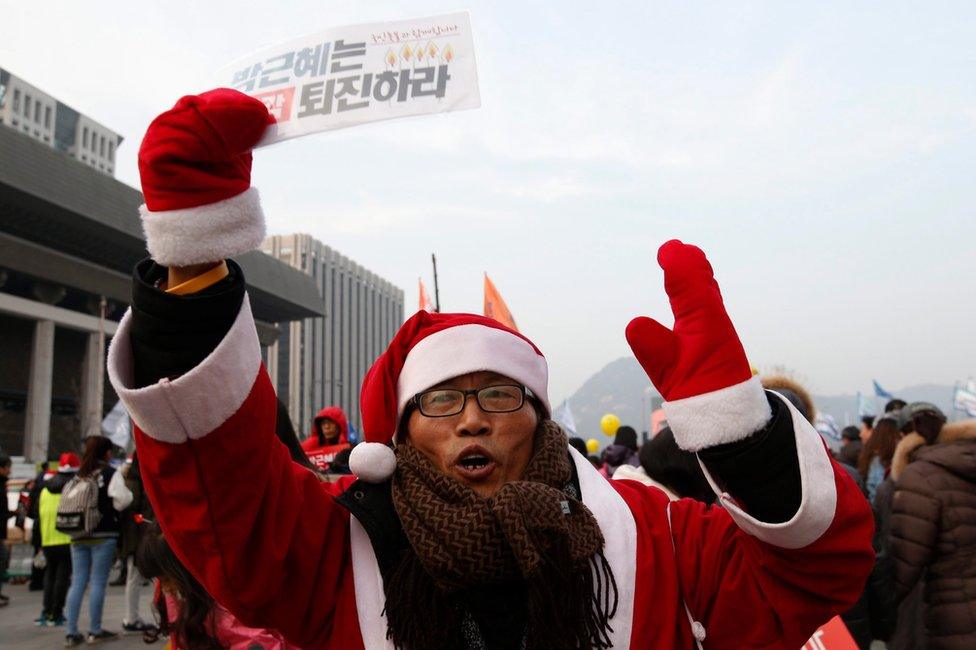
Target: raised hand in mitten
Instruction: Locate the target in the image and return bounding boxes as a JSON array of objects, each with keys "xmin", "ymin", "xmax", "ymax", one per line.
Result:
[
  {"xmin": 138, "ymin": 88, "xmax": 274, "ymax": 273},
  {"xmin": 626, "ymin": 240, "xmax": 770, "ymax": 451}
]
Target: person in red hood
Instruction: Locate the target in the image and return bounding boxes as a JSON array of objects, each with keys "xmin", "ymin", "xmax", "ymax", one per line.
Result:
[{"xmin": 301, "ymin": 406, "xmax": 349, "ymax": 452}]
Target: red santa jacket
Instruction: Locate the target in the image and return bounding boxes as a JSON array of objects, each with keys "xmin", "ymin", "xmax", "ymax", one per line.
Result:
[{"xmin": 108, "ymin": 294, "xmax": 873, "ymax": 649}]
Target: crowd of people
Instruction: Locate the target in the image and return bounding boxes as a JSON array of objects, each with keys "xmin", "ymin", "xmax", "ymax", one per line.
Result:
[{"xmin": 2, "ymin": 86, "xmax": 972, "ymax": 649}]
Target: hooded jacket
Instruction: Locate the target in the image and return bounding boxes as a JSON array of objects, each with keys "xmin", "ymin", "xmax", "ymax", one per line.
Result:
[
  {"xmin": 890, "ymin": 420, "xmax": 976, "ymax": 649},
  {"xmin": 301, "ymin": 406, "xmax": 349, "ymax": 452}
]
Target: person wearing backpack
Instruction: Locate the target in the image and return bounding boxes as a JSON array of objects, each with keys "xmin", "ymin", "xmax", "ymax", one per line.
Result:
[
  {"xmin": 30, "ymin": 452, "xmax": 81, "ymax": 626},
  {"xmin": 63, "ymin": 436, "xmax": 133, "ymax": 647}
]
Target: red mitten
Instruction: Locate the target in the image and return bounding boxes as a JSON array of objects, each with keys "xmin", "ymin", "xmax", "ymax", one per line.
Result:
[
  {"xmin": 138, "ymin": 88, "xmax": 275, "ymax": 267},
  {"xmin": 626, "ymin": 240, "xmax": 770, "ymax": 450}
]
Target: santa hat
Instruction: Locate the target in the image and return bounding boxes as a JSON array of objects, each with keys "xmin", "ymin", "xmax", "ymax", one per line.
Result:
[
  {"xmin": 138, "ymin": 88, "xmax": 275, "ymax": 267},
  {"xmin": 58, "ymin": 452, "xmax": 80, "ymax": 473},
  {"xmin": 350, "ymin": 311, "xmax": 550, "ymax": 482}
]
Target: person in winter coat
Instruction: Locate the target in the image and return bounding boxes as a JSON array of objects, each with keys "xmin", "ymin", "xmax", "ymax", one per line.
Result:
[
  {"xmin": 107, "ymin": 89, "xmax": 874, "ymax": 649},
  {"xmin": 118, "ymin": 453, "xmax": 157, "ymax": 636},
  {"xmin": 838, "ymin": 427, "xmax": 863, "ymax": 468},
  {"xmin": 64, "ymin": 436, "xmax": 134, "ymax": 647},
  {"xmin": 857, "ymin": 414, "xmax": 900, "ymax": 503},
  {"xmin": 871, "ymin": 421, "xmax": 924, "ymax": 650},
  {"xmin": 600, "ymin": 425, "xmax": 640, "ymax": 477},
  {"xmin": 301, "ymin": 406, "xmax": 350, "ymax": 451},
  {"xmin": 890, "ymin": 402, "xmax": 976, "ymax": 649},
  {"xmin": 30, "ymin": 452, "xmax": 80, "ymax": 626},
  {"xmin": 0, "ymin": 453, "xmax": 11, "ymax": 608}
]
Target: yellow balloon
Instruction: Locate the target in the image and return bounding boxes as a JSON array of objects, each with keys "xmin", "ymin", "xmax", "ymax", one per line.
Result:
[
  {"xmin": 585, "ymin": 438, "xmax": 600, "ymax": 454},
  {"xmin": 600, "ymin": 413, "xmax": 621, "ymax": 437}
]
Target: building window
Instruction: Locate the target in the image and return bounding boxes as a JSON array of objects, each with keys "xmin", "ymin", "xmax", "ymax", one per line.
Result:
[
  {"xmin": 43, "ymin": 135, "xmax": 49, "ymax": 142},
  {"xmin": 44, "ymin": 105, "xmax": 51, "ymax": 129},
  {"xmin": 83, "ymin": 127, "xmax": 88, "ymax": 149},
  {"xmin": 108, "ymin": 141, "xmax": 114, "ymax": 161},
  {"xmin": 24, "ymin": 94, "xmax": 31, "ymax": 117},
  {"xmin": 100, "ymin": 135, "xmax": 105, "ymax": 157},
  {"xmin": 34, "ymin": 101, "xmax": 41, "ymax": 123},
  {"xmin": 11, "ymin": 118, "xmax": 17, "ymax": 127},
  {"xmin": 81, "ymin": 155, "xmax": 86, "ymax": 162},
  {"xmin": 12, "ymin": 89, "xmax": 19, "ymax": 111}
]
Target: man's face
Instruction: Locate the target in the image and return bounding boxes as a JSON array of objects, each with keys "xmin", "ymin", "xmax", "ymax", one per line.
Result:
[
  {"xmin": 405, "ymin": 371, "xmax": 539, "ymax": 499},
  {"xmin": 319, "ymin": 419, "xmax": 340, "ymax": 440}
]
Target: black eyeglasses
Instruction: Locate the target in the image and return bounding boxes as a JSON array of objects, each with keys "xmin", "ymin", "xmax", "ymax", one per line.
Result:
[{"xmin": 412, "ymin": 384, "xmax": 528, "ymax": 418}]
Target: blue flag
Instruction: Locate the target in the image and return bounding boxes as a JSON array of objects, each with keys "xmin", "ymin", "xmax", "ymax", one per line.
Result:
[{"xmin": 873, "ymin": 380, "xmax": 894, "ymax": 399}]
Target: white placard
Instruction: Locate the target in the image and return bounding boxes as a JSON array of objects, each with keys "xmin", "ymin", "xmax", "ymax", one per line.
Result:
[{"xmin": 218, "ymin": 12, "xmax": 480, "ymax": 146}]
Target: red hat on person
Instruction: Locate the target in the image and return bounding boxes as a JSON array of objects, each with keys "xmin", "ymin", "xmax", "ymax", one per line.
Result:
[
  {"xmin": 138, "ymin": 88, "xmax": 275, "ymax": 268},
  {"xmin": 58, "ymin": 452, "xmax": 81, "ymax": 473},
  {"xmin": 350, "ymin": 311, "xmax": 550, "ymax": 482}
]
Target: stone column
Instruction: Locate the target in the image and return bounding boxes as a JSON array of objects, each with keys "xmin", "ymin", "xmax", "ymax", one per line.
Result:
[
  {"xmin": 24, "ymin": 319, "xmax": 55, "ymax": 462},
  {"xmin": 79, "ymin": 331, "xmax": 104, "ymax": 438}
]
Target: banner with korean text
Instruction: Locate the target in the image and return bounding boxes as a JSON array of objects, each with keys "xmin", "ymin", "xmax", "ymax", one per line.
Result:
[{"xmin": 218, "ymin": 12, "xmax": 480, "ymax": 146}]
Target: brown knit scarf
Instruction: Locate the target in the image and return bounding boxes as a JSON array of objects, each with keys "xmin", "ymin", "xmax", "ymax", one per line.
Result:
[{"xmin": 385, "ymin": 420, "xmax": 617, "ymax": 650}]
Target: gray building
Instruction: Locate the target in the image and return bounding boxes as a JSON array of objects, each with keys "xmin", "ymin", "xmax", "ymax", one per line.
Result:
[
  {"xmin": 262, "ymin": 234, "xmax": 404, "ymax": 436},
  {"xmin": 0, "ymin": 122, "xmax": 323, "ymax": 461},
  {"xmin": 0, "ymin": 67, "xmax": 122, "ymax": 176}
]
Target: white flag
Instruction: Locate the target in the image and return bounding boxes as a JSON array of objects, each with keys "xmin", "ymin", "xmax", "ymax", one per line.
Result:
[
  {"xmin": 100, "ymin": 400, "xmax": 131, "ymax": 450},
  {"xmin": 954, "ymin": 385, "xmax": 976, "ymax": 417},
  {"xmin": 856, "ymin": 392, "xmax": 876, "ymax": 418},
  {"xmin": 815, "ymin": 413, "xmax": 841, "ymax": 450},
  {"xmin": 552, "ymin": 400, "xmax": 577, "ymax": 437},
  {"xmin": 218, "ymin": 12, "xmax": 481, "ymax": 146}
]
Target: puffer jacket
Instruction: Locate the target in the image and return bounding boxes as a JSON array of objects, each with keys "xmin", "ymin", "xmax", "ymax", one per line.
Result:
[{"xmin": 890, "ymin": 420, "xmax": 976, "ymax": 649}]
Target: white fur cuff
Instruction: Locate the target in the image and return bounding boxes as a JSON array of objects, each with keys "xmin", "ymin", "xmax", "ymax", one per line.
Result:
[
  {"xmin": 107, "ymin": 295, "xmax": 262, "ymax": 443},
  {"xmin": 140, "ymin": 187, "xmax": 266, "ymax": 267},
  {"xmin": 663, "ymin": 376, "xmax": 771, "ymax": 451}
]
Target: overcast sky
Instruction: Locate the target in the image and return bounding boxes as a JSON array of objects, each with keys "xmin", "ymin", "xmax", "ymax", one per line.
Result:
[{"xmin": 4, "ymin": 1, "xmax": 974, "ymax": 404}]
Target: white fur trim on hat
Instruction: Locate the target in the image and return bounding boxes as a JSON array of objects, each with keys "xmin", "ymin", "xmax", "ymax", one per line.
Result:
[
  {"xmin": 663, "ymin": 375, "xmax": 771, "ymax": 452},
  {"xmin": 396, "ymin": 323, "xmax": 550, "ymax": 419},
  {"xmin": 140, "ymin": 187, "xmax": 265, "ymax": 267},
  {"xmin": 349, "ymin": 442, "xmax": 397, "ymax": 483}
]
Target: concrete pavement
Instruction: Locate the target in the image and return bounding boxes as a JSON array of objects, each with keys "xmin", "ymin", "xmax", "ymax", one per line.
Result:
[{"xmin": 0, "ymin": 579, "xmax": 154, "ymax": 649}]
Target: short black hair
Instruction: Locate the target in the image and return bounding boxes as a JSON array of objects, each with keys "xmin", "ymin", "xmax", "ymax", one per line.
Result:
[
  {"xmin": 841, "ymin": 426, "xmax": 860, "ymax": 441},
  {"xmin": 0, "ymin": 453, "xmax": 11, "ymax": 469},
  {"xmin": 884, "ymin": 399, "xmax": 907, "ymax": 413},
  {"xmin": 639, "ymin": 428, "xmax": 714, "ymax": 504},
  {"xmin": 860, "ymin": 415, "xmax": 875, "ymax": 428}
]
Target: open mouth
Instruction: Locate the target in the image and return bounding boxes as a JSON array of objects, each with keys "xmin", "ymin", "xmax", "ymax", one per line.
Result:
[
  {"xmin": 459, "ymin": 454, "xmax": 491, "ymax": 470},
  {"xmin": 454, "ymin": 446, "xmax": 497, "ymax": 481}
]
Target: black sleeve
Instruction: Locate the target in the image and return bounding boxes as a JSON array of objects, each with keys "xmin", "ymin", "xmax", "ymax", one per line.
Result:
[
  {"xmin": 129, "ymin": 259, "xmax": 245, "ymax": 389},
  {"xmin": 697, "ymin": 393, "xmax": 802, "ymax": 523}
]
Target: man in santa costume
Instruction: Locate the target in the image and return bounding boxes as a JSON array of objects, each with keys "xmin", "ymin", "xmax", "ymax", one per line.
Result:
[{"xmin": 108, "ymin": 89, "xmax": 873, "ymax": 649}]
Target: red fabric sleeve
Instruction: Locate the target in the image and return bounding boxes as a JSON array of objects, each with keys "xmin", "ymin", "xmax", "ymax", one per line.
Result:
[
  {"xmin": 667, "ymin": 459, "xmax": 874, "ymax": 648},
  {"xmin": 136, "ymin": 367, "xmax": 361, "ymax": 649}
]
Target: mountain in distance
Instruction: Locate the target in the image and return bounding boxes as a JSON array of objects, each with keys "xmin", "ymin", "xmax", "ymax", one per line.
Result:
[
  {"xmin": 562, "ymin": 357, "xmax": 660, "ymax": 445},
  {"xmin": 564, "ymin": 357, "xmax": 961, "ymax": 445}
]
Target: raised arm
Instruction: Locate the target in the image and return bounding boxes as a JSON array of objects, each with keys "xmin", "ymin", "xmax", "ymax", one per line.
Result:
[
  {"xmin": 626, "ymin": 240, "xmax": 874, "ymax": 647},
  {"xmin": 107, "ymin": 90, "xmax": 357, "ymax": 648}
]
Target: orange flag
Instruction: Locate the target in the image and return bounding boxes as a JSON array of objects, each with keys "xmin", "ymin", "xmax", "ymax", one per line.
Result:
[
  {"xmin": 483, "ymin": 273, "xmax": 518, "ymax": 331},
  {"xmin": 419, "ymin": 278, "xmax": 434, "ymax": 312}
]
